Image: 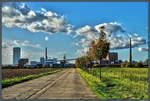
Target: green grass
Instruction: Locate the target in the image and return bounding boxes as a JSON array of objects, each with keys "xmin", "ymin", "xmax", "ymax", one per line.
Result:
[
  {"xmin": 2, "ymin": 69, "xmax": 64, "ymax": 88},
  {"xmin": 77, "ymin": 68, "xmax": 148, "ymax": 100}
]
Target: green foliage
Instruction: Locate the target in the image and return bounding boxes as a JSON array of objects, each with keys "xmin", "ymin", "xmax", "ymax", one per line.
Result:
[
  {"xmin": 121, "ymin": 62, "xmax": 126, "ymax": 68},
  {"xmin": 2, "ymin": 69, "xmax": 63, "ymax": 88},
  {"xmin": 77, "ymin": 68, "xmax": 148, "ymax": 99},
  {"xmin": 121, "ymin": 62, "xmax": 132, "ymax": 68},
  {"xmin": 135, "ymin": 62, "xmax": 144, "ymax": 68},
  {"xmin": 125, "ymin": 62, "xmax": 132, "ymax": 68}
]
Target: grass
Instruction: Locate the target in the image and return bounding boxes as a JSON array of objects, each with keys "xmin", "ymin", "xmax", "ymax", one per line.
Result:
[
  {"xmin": 77, "ymin": 68, "xmax": 148, "ymax": 100},
  {"xmin": 2, "ymin": 69, "xmax": 64, "ymax": 88}
]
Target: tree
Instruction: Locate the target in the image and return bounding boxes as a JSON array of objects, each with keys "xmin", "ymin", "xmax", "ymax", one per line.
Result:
[
  {"xmin": 75, "ymin": 56, "xmax": 87, "ymax": 70},
  {"xmin": 89, "ymin": 27, "xmax": 110, "ymax": 79},
  {"xmin": 84, "ymin": 56, "xmax": 92, "ymax": 73},
  {"xmin": 135, "ymin": 62, "xmax": 144, "ymax": 68},
  {"xmin": 75, "ymin": 58, "xmax": 80, "ymax": 68}
]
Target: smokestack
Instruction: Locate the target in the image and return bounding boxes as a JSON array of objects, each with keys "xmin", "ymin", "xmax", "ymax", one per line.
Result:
[
  {"xmin": 45, "ymin": 47, "xmax": 47, "ymax": 59},
  {"xmin": 129, "ymin": 38, "xmax": 132, "ymax": 64}
]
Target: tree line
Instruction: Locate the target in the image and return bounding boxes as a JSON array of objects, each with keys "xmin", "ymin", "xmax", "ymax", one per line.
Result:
[{"xmin": 75, "ymin": 26, "xmax": 110, "ymax": 80}]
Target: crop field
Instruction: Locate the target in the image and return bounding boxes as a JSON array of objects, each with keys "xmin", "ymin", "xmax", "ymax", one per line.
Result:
[
  {"xmin": 2, "ymin": 68, "xmax": 64, "ymax": 88},
  {"xmin": 77, "ymin": 67, "xmax": 148, "ymax": 99},
  {"xmin": 2, "ymin": 68, "xmax": 61, "ymax": 80}
]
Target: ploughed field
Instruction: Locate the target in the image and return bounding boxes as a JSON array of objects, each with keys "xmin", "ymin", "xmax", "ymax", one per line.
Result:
[
  {"xmin": 2, "ymin": 68, "xmax": 60, "ymax": 80},
  {"xmin": 77, "ymin": 67, "xmax": 148, "ymax": 99}
]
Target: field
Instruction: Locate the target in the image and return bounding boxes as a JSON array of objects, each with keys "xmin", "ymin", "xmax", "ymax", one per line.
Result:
[
  {"xmin": 77, "ymin": 67, "xmax": 148, "ymax": 99},
  {"xmin": 2, "ymin": 68, "xmax": 64, "ymax": 88},
  {"xmin": 2, "ymin": 68, "xmax": 60, "ymax": 80}
]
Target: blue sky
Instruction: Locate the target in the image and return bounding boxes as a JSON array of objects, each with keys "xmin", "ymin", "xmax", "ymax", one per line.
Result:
[{"xmin": 2, "ymin": 2, "xmax": 148, "ymax": 64}]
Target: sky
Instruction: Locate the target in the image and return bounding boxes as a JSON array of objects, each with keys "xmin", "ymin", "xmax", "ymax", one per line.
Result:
[{"xmin": 2, "ymin": 2, "xmax": 148, "ymax": 64}]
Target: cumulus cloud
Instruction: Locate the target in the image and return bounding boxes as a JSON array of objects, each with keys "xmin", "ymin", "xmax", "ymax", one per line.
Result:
[
  {"xmin": 45, "ymin": 36, "xmax": 49, "ymax": 41},
  {"xmin": 74, "ymin": 22, "xmax": 146, "ymax": 55},
  {"xmin": 137, "ymin": 47, "xmax": 148, "ymax": 52},
  {"xmin": 2, "ymin": 39, "xmax": 42, "ymax": 49},
  {"xmin": 95, "ymin": 22, "xmax": 125, "ymax": 35},
  {"xmin": 2, "ymin": 39, "xmax": 42, "ymax": 64},
  {"xmin": 2, "ymin": 3, "xmax": 73, "ymax": 34},
  {"xmin": 74, "ymin": 25, "xmax": 98, "ymax": 40},
  {"xmin": 107, "ymin": 33, "xmax": 146, "ymax": 49}
]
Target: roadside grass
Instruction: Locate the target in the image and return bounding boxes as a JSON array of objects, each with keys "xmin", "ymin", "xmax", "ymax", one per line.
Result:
[
  {"xmin": 2, "ymin": 69, "xmax": 64, "ymax": 88},
  {"xmin": 77, "ymin": 68, "xmax": 148, "ymax": 100}
]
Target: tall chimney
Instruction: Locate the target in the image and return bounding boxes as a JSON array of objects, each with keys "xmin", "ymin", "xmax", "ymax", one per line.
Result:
[
  {"xmin": 129, "ymin": 38, "xmax": 132, "ymax": 63},
  {"xmin": 45, "ymin": 47, "xmax": 47, "ymax": 59}
]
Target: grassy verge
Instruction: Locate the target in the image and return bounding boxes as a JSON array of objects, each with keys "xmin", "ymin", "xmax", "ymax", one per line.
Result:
[
  {"xmin": 2, "ymin": 69, "xmax": 64, "ymax": 88},
  {"xmin": 77, "ymin": 68, "xmax": 148, "ymax": 100}
]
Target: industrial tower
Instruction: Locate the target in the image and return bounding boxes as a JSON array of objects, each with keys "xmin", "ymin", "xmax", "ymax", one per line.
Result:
[{"xmin": 129, "ymin": 37, "xmax": 132, "ymax": 64}]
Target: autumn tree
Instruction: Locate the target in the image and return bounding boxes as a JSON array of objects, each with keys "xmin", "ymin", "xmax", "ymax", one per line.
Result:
[
  {"xmin": 89, "ymin": 27, "xmax": 110, "ymax": 79},
  {"xmin": 75, "ymin": 56, "xmax": 87, "ymax": 70},
  {"xmin": 75, "ymin": 58, "xmax": 80, "ymax": 68},
  {"xmin": 84, "ymin": 56, "xmax": 92, "ymax": 73}
]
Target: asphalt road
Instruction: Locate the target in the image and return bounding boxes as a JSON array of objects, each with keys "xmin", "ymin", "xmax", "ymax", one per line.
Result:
[{"xmin": 2, "ymin": 68, "xmax": 97, "ymax": 99}]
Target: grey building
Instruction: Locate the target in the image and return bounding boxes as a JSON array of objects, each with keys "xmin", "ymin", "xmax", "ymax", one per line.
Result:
[
  {"xmin": 13, "ymin": 47, "xmax": 21, "ymax": 65},
  {"xmin": 40, "ymin": 57, "xmax": 45, "ymax": 65},
  {"xmin": 102, "ymin": 52, "xmax": 118, "ymax": 64}
]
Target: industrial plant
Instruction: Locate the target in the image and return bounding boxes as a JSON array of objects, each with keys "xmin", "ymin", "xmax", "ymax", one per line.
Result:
[
  {"xmin": 12, "ymin": 37, "xmax": 136, "ymax": 67},
  {"xmin": 13, "ymin": 47, "xmax": 75, "ymax": 67}
]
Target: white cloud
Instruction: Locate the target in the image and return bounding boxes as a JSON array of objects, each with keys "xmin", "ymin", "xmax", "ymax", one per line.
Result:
[
  {"xmin": 74, "ymin": 25, "xmax": 98, "ymax": 40},
  {"xmin": 74, "ymin": 22, "xmax": 146, "ymax": 56},
  {"xmin": 137, "ymin": 47, "xmax": 148, "ymax": 52},
  {"xmin": 95, "ymin": 22, "xmax": 125, "ymax": 35},
  {"xmin": 106, "ymin": 33, "xmax": 146, "ymax": 49},
  {"xmin": 45, "ymin": 36, "xmax": 49, "ymax": 41},
  {"xmin": 2, "ymin": 39, "xmax": 42, "ymax": 64},
  {"xmin": 2, "ymin": 3, "xmax": 73, "ymax": 34}
]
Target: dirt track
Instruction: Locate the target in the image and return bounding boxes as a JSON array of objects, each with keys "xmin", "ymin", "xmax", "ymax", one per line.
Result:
[{"xmin": 2, "ymin": 68, "xmax": 97, "ymax": 99}]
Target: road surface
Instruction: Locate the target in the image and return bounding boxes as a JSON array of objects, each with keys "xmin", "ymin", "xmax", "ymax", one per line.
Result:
[{"xmin": 2, "ymin": 68, "xmax": 97, "ymax": 99}]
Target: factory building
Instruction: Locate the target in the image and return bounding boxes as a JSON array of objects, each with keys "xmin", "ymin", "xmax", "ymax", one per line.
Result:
[
  {"xmin": 101, "ymin": 52, "xmax": 118, "ymax": 64},
  {"xmin": 40, "ymin": 48, "xmax": 58, "ymax": 67},
  {"xmin": 18, "ymin": 58, "xmax": 29, "ymax": 67}
]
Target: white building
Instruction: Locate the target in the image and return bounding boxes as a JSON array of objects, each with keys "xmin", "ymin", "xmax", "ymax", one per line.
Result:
[
  {"xmin": 13, "ymin": 47, "xmax": 21, "ymax": 65},
  {"xmin": 40, "ymin": 57, "xmax": 58, "ymax": 67}
]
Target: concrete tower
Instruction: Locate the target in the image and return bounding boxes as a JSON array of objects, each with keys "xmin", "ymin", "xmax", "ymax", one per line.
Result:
[{"xmin": 13, "ymin": 47, "xmax": 21, "ymax": 65}]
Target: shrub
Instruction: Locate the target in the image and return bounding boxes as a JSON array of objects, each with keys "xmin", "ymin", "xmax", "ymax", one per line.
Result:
[
  {"xmin": 121, "ymin": 62, "xmax": 132, "ymax": 68},
  {"xmin": 135, "ymin": 62, "xmax": 144, "ymax": 68},
  {"xmin": 125, "ymin": 62, "xmax": 132, "ymax": 68},
  {"xmin": 121, "ymin": 62, "xmax": 126, "ymax": 68}
]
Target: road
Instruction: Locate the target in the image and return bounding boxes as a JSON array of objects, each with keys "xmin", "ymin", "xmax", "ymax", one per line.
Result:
[{"xmin": 2, "ymin": 68, "xmax": 97, "ymax": 99}]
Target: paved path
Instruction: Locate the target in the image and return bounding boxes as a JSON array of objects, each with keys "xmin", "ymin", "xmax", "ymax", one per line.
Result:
[{"xmin": 2, "ymin": 68, "xmax": 97, "ymax": 99}]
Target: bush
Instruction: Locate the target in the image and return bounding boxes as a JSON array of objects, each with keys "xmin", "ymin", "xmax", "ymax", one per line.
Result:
[
  {"xmin": 121, "ymin": 62, "xmax": 126, "ymax": 68},
  {"xmin": 135, "ymin": 62, "xmax": 144, "ymax": 68},
  {"xmin": 125, "ymin": 62, "xmax": 132, "ymax": 68},
  {"xmin": 121, "ymin": 62, "xmax": 132, "ymax": 68}
]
